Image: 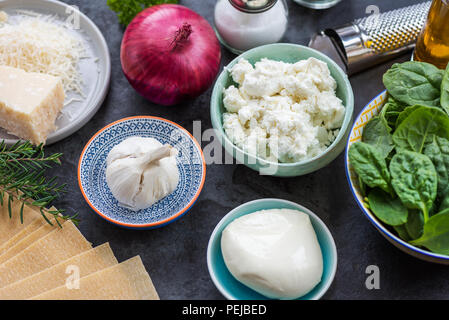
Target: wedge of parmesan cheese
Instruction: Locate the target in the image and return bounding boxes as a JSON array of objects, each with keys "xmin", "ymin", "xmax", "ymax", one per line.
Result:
[
  {"xmin": 0, "ymin": 193, "xmax": 41, "ymax": 247},
  {"xmin": 0, "ymin": 222, "xmax": 54, "ymax": 264},
  {"xmin": 0, "ymin": 66, "xmax": 65, "ymax": 145},
  {"xmin": 0, "ymin": 243, "xmax": 118, "ymax": 300},
  {"xmin": 31, "ymin": 256, "xmax": 159, "ymax": 300},
  {"xmin": 0, "ymin": 221, "xmax": 91, "ymax": 288}
]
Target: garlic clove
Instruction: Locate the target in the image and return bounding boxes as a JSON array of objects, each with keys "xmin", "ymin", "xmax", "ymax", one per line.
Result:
[
  {"xmin": 133, "ymin": 155, "xmax": 180, "ymax": 211},
  {"xmin": 105, "ymin": 137, "xmax": 180, "ymax": 211},
  {"xmin": 137, "ymin": 145, "xmax": 172, "ymax": 166},
  {"xmin": 106, "ymin": 137, "xmax": 163, "ymax": 165},
  {"xmin": 106, "ymin": 157, "xmax": 143, "ymax": 209}
]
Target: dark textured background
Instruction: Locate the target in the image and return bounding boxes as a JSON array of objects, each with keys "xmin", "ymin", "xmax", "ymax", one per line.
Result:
[{"xmin": 47, "ymin": 0, "xmax": 447, "ymax": 300}]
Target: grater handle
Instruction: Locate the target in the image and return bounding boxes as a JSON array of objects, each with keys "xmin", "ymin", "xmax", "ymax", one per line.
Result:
[{"xmin": 310, "ymin": 1, "xmax": 432, "ymax": 75}]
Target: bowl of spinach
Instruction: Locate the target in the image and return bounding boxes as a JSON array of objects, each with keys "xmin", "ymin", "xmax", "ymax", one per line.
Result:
[{"xmin": 346, "ymin": 61, "xmax": 449, "ymax": 264}]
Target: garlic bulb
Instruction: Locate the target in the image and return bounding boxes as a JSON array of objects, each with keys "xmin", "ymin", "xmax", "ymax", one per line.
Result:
[{"xmin": 106, "ymin": 137, "xmax": 179, "ymax": 211}]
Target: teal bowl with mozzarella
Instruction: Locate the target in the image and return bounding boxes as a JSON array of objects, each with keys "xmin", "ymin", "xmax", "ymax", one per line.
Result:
[{"xmin": 207, "ymin": 198, "xmax": 338, "ymax": 300}]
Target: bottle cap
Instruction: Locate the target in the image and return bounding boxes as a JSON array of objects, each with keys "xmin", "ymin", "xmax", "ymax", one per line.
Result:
[{"xmin": 229, "ymin": 0, "xmax": 277, "ymax": 13}]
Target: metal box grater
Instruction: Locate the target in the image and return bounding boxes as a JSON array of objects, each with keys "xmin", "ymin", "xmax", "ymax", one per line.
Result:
[{"xmin": 309, "ymin": 1, "xmax": 432, "ymax": 75}]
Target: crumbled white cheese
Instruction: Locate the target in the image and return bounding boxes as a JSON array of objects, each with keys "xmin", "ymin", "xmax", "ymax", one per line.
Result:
[
  {"xmin": 0, "ymin": 12, "xmax": 8, "ymax": 23},
  {"xmin": 223, "ymin": 57, "xmax": 345, "ymax": 163}
]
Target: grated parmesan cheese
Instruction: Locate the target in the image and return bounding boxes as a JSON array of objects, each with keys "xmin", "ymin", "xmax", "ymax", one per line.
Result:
[{"xmin": 0, "ymin": 13, "xmax": 86, "ymax": 96}]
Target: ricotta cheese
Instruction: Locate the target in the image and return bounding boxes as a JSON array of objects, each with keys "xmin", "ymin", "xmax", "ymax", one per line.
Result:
[{"xmin": 222, "ymin": 57, "xmax": 345, "ymax": 163}]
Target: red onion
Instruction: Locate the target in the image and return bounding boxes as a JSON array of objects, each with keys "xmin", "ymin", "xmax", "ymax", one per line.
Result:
[{"xmin": 121, "ymin": 4, "xmax": 221, "ymax": 106}]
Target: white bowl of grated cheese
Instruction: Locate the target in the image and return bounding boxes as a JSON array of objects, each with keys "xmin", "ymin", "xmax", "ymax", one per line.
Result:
[{"xmin": 211, "ymin": 43, "xmax": 354, "ymax": 177}]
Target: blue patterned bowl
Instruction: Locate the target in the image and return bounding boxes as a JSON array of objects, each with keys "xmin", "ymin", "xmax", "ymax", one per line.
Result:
[
  {"xmin": 207, "ymin": 199, "xmax": 337, "ymax": 300},
  {"xmin": 78, "ymin": 116, "xmax": 206, "ymax": 229}
]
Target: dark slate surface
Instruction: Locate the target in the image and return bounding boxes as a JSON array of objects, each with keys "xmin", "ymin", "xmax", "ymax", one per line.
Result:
[{"xmin": 46, "ymin": 0, "xmax": 448, "ymax": 300}]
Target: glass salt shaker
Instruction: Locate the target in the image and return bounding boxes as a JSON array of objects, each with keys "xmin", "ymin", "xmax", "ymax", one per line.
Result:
[{"xmin": 214, "ymin": 0, "xmax": 289, "ymax": 54}]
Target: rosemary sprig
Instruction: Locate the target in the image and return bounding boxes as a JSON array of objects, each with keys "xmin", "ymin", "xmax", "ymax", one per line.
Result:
[{"xmin": 0, "ymin": 141, "xmax": 79, "ymax": 226}]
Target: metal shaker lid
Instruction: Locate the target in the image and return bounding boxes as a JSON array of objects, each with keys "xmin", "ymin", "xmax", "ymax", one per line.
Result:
[{"xmin": 229, "ymin": 0, "xmax": 277, "ymax": 13}]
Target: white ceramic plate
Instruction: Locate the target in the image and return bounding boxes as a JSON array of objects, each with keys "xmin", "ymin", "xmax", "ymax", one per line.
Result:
[{"xmin": 0, "ymin": 0, "xmax": 111, "ymax": 145}]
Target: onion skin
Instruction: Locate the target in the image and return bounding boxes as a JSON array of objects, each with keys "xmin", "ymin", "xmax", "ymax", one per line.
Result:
[{"xmin": 121, "ymin": 4, "xmax": 222, "ymax": 106}]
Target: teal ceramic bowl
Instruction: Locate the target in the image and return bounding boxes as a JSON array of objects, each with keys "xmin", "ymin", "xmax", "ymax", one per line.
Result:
[
  {"xmin": 207, "ymin": 199, "xmax": 338, "ymax": 300},
  {"xmin": 210, "ymin": 43, "xmax": 354, "ymax": 177}
]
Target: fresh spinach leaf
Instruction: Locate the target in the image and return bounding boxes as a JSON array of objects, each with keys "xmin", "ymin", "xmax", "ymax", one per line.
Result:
[
  {"xmin": 362, "ymin": 116, "xmax": 394, "ymax": 158},
  {"xmin": 358, "ymin": 175, "xmax": 367, "ymax": 197},
  {"xmin": 424, "ymin": 136, "xmax": 449, "ymax": 198},
  {"xmin": 429, "ymin": 202, "xmax": 439, "ymax": 217},
  {"xmin": 381, "ymin": 96, "xmax": 406, "ymax": 129},
  {"xmin": 383, "ymin": 61, "xmax": 443, "ymax": 108},
  {"xmin": 394, "ymin": 224, "xmax": 411, "ymax": 242},
  {"xmin": 348, "ymin": 142, "xmax": 393, "ymax": 194},
  {"xmin": 405, "ymin": 210, "xmax": 424, "ymax": 240},
  {"xmin": 368, "ymin": 188, "xmax": 408, "ymax": 226},
  {"xmin": 395, "ymin": 105, "xmax": 422, "ymax": 128},
  {"xmin": 439, "ymin": 194, "xmax": 449, "ymax": 212},
  {"xmin": 390, "ymin": 150, "xmax": 438, "ymax": 221},
  {"xmin": 441, "ymin": 63, "xmax": 449, "ymax": 114},
  {"xmin": 392, "ymin": 106, "xmax": 449, "ymax": 153},
  {"xmin": 410, "ymin": 208, "xmax": 449, "ymax": 254}
]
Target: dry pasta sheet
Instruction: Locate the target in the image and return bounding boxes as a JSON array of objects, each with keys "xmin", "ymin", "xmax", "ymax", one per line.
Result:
[
  {"xmin": 0, "ymin": 218, "xmax": 44, "ymax": 255},
  {"xmin": 31, "ymin": 256, "xmax": 159, "ymax": 300},
  {"xmin": 0, "ymin": 222, "xmax": 55, "ymax": 264},
  {"xmin": 0, "ymin": 221, "xmax": 92, "ymax": 288},
  {"xmin": 0, "ymin": 243, "xmax": 118, "ymax": 300},
  {"xmin": 0, "ymin": 194, "xmax": 41, "ymax": 247}
]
